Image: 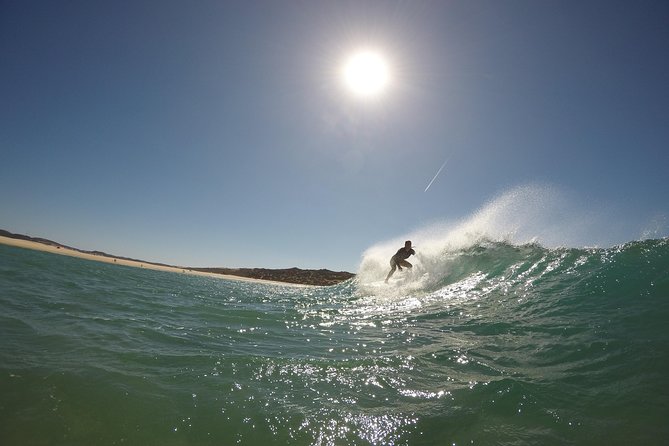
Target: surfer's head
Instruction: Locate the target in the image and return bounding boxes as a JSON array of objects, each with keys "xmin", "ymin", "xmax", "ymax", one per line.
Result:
[{"xmin": 405, "ymin": 240, "xmax": 412, "ymax": 249}]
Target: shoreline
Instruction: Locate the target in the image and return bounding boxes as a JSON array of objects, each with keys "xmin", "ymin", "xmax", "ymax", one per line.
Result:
[{"xmin": 0, "ymin": 235, "xmax": 310, "ymax": 287}]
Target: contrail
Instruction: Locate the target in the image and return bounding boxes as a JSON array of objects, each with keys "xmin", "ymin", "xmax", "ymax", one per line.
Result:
[{"xmin": 424, "ymin": 157, "xmax": 450, "ymax": 192}]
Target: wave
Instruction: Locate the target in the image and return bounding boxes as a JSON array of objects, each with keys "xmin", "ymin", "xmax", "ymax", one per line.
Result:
[{"xmin": 356, "ymin": 185, "xmax": 668, "ymax": 297}]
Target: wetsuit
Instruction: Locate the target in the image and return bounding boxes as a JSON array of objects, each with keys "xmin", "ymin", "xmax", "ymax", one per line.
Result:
[
  {"xmin": 385, "ymin": 247, "xmax": 415, "ymax": 282},
  {"xmin": 391, "ymin": 247, "xmax": 415, "ymax": 267}
]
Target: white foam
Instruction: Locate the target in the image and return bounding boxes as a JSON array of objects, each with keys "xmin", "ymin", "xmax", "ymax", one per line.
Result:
[{"xmin": 356, "ymin": 183, "xmax": 611, "ymax": 290}]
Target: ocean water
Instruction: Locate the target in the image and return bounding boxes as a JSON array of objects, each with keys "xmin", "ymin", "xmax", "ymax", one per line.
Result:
[{"xmin": 1, "ymin": 234, "xmax": 668, "ymax": 446}]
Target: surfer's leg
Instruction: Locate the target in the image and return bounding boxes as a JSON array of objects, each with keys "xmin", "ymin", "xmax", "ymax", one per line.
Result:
[
  {"xmin": 399, "ymin": 260, "xmax": 412, "ymax": 269},
  {"xmin": 385, "ymin": 260, "xmax": 397, "ymax": 282}
]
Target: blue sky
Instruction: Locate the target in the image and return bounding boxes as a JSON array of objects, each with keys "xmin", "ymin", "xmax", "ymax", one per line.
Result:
[{"xmin": 1, "ymin": 1, "xmax": 667, "ymax": 271}]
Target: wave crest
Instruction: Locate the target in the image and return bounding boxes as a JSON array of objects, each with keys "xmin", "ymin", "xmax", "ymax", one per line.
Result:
[{"xmin": 356, "ymin": 184, "xmax": 667, "ymax": 295}]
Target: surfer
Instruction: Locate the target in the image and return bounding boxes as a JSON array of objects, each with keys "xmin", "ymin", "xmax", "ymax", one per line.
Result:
[{"xmin": 385, "ymin": 240, "xmax": 415, "ymax": 283}]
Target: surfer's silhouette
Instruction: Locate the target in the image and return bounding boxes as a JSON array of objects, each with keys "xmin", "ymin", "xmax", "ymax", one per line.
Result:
[{"xmin": 385, "ymin": 240, "xmax": 415, "ymax": 283}]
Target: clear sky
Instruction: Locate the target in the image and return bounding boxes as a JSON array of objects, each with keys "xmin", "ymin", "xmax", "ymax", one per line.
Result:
[{"xmin": 1, "ymin": 0, "xmax": 668, "ymax": 272}]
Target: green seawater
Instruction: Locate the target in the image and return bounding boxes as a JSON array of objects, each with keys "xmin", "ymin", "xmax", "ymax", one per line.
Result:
[{"xmin": 1, "ymin": 239, "xmax": 668, "ymax": 445}]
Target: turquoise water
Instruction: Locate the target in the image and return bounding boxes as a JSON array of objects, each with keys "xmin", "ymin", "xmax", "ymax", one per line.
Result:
[{"xmin": 1, "ymin": 238, "xmax": 668, "ymax": 445}]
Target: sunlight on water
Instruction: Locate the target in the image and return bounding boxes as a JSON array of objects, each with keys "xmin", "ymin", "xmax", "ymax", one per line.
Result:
[{"xmin": 1, "ymin": 235, "xmax": 668, "ymax": 445}]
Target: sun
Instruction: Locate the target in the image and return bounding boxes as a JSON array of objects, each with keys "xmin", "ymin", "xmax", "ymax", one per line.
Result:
[{"xmin": 342, "ymin": 50, "xmax": 390, "ymax": 98}]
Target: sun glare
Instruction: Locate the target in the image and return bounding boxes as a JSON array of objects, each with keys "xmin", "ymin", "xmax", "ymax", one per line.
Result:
[{"xmin": 342, "ymin": 50, "xmax": 390, "ymax": 98}]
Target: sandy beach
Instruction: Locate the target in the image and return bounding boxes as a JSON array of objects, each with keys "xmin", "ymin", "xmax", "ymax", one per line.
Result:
[{"xmin": 0, "ymin": 235, "xmax": 305, "ymax": 287}]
